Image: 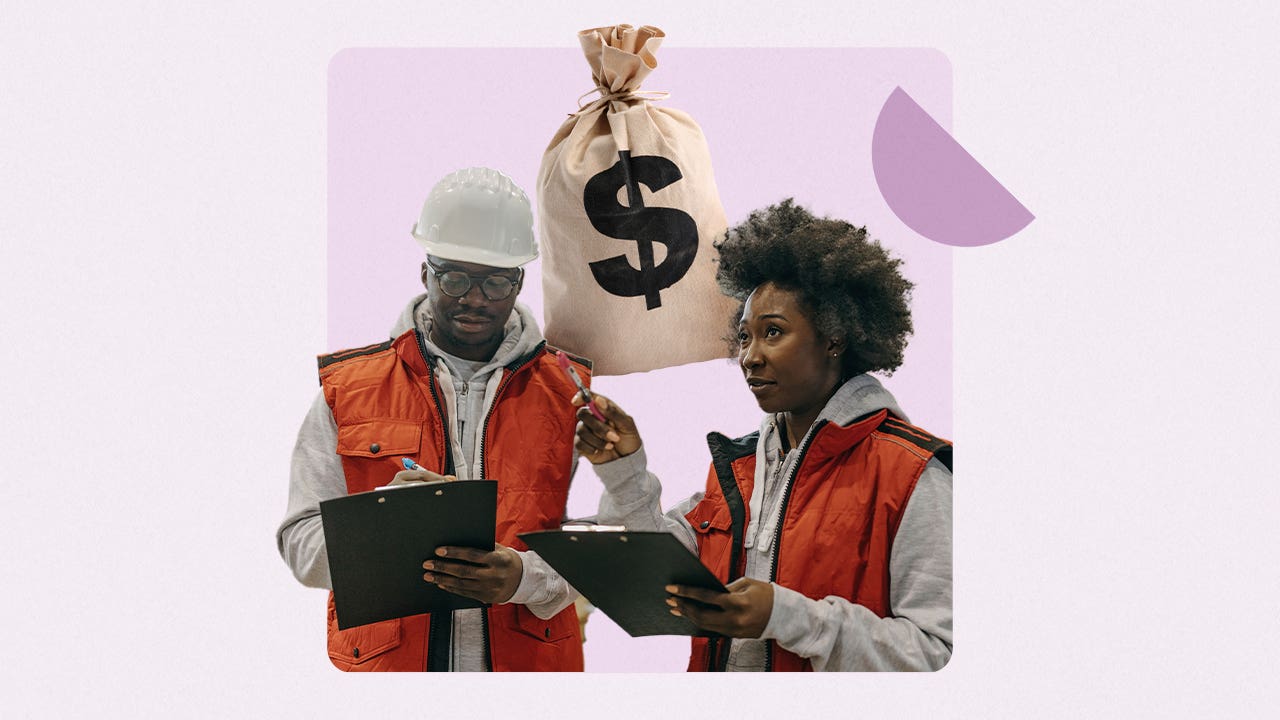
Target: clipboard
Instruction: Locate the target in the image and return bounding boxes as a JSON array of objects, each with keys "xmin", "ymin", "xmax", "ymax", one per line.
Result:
[
  {"xmin": 519, "ymin": 528, "xmax": 727, "ymax": 637},
  {"xmin": 320, "ymin": 480, "xmax": 496, "ymax": 630}
]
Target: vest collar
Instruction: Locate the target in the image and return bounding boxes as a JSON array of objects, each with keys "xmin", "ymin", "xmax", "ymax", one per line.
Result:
[
  {"xmin": 394, "ymin": 328, "xmax": 547, "ymax": 380},
  {"xmin": 393, "ymin": 328, "xmax": 434, "ymax": 378},
  {"xmin": 806, "ymin": 409, "xmax": 890, "ymax": 459}
]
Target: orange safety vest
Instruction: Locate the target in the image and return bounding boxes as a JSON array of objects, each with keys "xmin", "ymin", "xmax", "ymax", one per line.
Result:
[
  {"xmin": 684, "ymin": 410, "xmax": 952, "ymax": 672},
  {"xmin": 316, "ymin": 328, "xmax": 588, "ymax": 671}
]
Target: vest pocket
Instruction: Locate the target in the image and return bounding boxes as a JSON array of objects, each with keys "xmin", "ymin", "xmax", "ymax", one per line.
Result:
[
  {"xmin": 685, "ymin": 500, "xmax": 732, "ymax": 579},
  {"xmin": 685, "ymin": 500, "xmax": 731, "ymax": 533},
  {"xmin": 512, "ymin": 603, "xmax": 576, "ymax": 643},
  {"xmin": 326, "ymin": 597, "xmax": 403, "ymax": 670},
  {"xmin": 488, "ymin": 604, "xmax": 584, "ymax": 671},
  {"xmin": 335, "ymin": 419, "xmax": 422, "ymax": 459}
]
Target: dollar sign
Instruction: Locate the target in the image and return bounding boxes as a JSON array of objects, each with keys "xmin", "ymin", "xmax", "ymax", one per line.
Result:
[{"xmin": 582, "ymin": 151, "xmax": 699, "ymax": 310}]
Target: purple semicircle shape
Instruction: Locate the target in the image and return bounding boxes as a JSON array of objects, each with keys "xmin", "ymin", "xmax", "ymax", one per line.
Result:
[{"xmin": 872, "ymin": 86, "xmax": 1033, "ymax": 247}]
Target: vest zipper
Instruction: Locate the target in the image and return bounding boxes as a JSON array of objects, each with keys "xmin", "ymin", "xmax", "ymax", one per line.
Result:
[
  {"xmin": 414, "ymin": 330, "xmax": 455, "ymax": 476},
  {"xmin": 703, "ymin": 432, "xmax": 757, "ymax": 672},
  {"xmin": 475, "ymin": 341, "xmax": 544, "ymax": 672},
  {"xmin": 459, "ymin": 384, "xmax": 468, "ymax": 453},
  {"xmin": 414, "ymin": 329, "xmax": 456, "ymax": 670},
  {"xmin": 763, "ymin": 419, "xmax": 827, "ymax": 672},
  {"xmin": 482, "ymin": 607, "xmax": 493, "ymax": 671},
  {"xmin": 475, "ymin": 341, "xmax": 544, "ymax": 475}
]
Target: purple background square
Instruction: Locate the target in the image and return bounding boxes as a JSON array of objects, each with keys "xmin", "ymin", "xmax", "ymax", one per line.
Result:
[{"xmin": 328, "ymin": 47, "xmax": 951, "ymax": 671}]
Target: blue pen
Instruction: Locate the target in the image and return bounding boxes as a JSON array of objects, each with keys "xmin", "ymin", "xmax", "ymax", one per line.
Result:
[
  {"xmin": 402, "ymin": 457, "xmax": 429, "ymax": 472},
  {"xmin": 374, "ymin": 458, "xmax": 438, "ymax": 491}
]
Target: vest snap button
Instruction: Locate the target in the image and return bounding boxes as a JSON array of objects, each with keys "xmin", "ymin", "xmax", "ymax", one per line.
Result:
[
  {"xmin": 545, "ymin": 627, "xmax": 550, "ymax": 638},
  {"xmin": 352, "ymin": 647, "xmax": 360, "ymax": 658},
  {"xmin": 370, "ymin": 443, "xmax": 381, "ymax": 454},
  {"xmin": 700, "ymin": 521, "xmax": 710, "ymax": 529}
]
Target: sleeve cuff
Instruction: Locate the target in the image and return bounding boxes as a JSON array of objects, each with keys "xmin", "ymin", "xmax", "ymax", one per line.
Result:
[
  {"xmin": 592, "ymin": 445, "xmax": 658, "ymax": 503},
  {"xmin": 505, "ymin": 549, "xmax": 539, "ymax": 606},
  {"xmin": 759, "ymin": 583, "xmax": 817, "ymax": 650},
  {"xmin": 593, "ymin": 445, "xmax": 648, "ymax": 484},
  {"xmin": 505, "ymin": 550, "xmax": 577, "ymax": 619}
]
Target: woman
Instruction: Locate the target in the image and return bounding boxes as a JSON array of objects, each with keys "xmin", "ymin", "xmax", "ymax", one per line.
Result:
[{"xmin": 575, "ymin": 200, "xmax": 952, "ymax": 671}]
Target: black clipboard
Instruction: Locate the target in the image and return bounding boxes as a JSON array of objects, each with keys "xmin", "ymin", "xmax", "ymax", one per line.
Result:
[
  {"xmin": 320, "ymin": 480, "xmax": 496, "ymax": 630},
  {"xmin": 519, "ymin": 529, "xmax": 727, "ymax": 637}
]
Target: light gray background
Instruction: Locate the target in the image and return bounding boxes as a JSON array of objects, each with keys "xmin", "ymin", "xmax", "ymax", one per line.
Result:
[{"xmin": 3, "ymin": 1, "xmax": 1277, "ymax": 716}]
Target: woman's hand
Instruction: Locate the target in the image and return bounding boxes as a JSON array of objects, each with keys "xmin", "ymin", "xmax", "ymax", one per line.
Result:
[
  {"xmin": 666, "ymin": 578, "xmax": 775, "ymax": 638},
  {"xmin": 573, "ymin": 392, "xmax": 642, "ymax": 465},
  {"xmin": 423, "ymin": 543, "xmax": 523, "ymax": 604}
]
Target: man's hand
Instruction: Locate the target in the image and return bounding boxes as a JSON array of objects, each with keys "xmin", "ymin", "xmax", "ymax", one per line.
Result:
[
  {"xmin": 385, "ymin": 469, "xmax": 456, "ymax": 486},
  {"xmin": 665, "ymin": 578, "xmax": 775, "ymax": 638},
  {"xmin": 423, "ymin": 543, "xmax": 523, "ymax": 604},
  {"xmin": 573, "ymin": 392, "xmax": 642, "ymax": 465}
]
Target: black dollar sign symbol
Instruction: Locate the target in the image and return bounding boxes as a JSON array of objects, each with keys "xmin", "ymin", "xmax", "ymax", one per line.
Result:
[{"xmin": 582, "ymin": 151, "xmax": 699, "ymax": 310}]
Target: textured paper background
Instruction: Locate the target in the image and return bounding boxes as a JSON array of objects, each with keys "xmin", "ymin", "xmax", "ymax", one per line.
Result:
[{"xmin": 4, "ymin": 1, "xmax": 1278, "ymax": 715}]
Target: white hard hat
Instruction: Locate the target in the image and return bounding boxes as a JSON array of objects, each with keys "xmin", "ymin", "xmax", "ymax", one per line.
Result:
[{"xmin": 410, "ymin": 167, "xmax": 538, "ymax": 268}]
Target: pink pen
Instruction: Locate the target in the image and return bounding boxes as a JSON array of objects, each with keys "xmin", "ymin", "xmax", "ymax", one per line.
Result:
[{"xmin": 556, "ymin": 352, "xmax": 606, "ymax": 422}]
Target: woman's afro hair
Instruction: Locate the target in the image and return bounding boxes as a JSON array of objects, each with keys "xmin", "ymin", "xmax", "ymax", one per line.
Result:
[{"xmin": 714, "ymin": 199, "xmax": 914, "ymax": 377}]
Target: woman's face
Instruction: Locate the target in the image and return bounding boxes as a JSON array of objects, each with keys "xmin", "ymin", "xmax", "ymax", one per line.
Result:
[{"xmin": 737, "ymin": 282, "xmax": 842, "ymax": 417}]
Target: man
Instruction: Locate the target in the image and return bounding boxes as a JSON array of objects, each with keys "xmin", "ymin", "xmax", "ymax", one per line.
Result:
[{"xmin": 277, "ymin": 167, "xmax": 588, "ymax": 671}]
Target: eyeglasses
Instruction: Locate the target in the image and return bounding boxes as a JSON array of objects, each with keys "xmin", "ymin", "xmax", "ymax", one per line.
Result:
[{"xmin": 427, "ymin": 260, "xmax": 522, "ymax": 301}]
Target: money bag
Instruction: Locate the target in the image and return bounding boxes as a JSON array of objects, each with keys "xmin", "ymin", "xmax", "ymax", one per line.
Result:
[{"xmin": 537, "ymin": 24, "xmax": 739, "ymax": 376}]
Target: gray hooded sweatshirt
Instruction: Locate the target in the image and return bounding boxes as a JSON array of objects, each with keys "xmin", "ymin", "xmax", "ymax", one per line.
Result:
[
  {"xmin": 593, "ymin": 373, "xmax": 952, "ymax": 671},
  {"xmin": 277, "ymin": 294, "xmax": 577, "ymax": 671}
]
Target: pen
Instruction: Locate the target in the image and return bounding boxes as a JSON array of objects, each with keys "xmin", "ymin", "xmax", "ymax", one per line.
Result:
[
  {"xmin": 372, "ymin": 458, "xmax": 447, "ymax": 491},
  {"xmin": 556, "ymin": 352, "xmax": 606, "ymax": 421}
]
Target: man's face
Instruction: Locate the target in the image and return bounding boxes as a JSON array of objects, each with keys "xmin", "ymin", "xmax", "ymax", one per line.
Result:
[{"xmin": 421, "ymin": 255, "xmax": 523, "ymax": 361}]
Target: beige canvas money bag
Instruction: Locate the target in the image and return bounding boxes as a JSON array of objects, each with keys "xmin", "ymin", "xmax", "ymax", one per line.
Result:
[{"xmin": 537, "ymin": 24, "xmax": 739, "ymax": 376}]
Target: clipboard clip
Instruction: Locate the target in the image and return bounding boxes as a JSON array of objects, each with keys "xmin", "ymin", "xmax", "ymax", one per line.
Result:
[{"xmin": 374, "ymin": 479, "xmax": 451, "ymax": 491}]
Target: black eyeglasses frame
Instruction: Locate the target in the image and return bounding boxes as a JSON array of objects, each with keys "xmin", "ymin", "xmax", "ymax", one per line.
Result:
[{"xmin": 426, "ymin": 260, "xmax": 523, "ymax": 301}]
